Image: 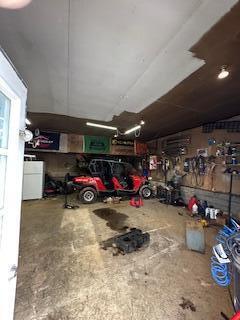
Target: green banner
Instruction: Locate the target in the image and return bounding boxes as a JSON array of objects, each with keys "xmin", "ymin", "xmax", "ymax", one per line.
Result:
[{"xmin": 84, "ymin": 135, "xmax": 110, "ymax": 154}]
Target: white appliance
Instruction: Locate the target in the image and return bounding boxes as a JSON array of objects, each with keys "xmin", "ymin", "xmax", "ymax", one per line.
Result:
[{"xmin": 22, "ymin": 161, "xmax": 45, "ymax": 200}]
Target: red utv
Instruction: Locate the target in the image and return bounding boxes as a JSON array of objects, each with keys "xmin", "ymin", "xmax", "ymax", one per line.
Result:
[{"xmin": 70, "ymin": 159, "xmax": 152, "ymax": 204}]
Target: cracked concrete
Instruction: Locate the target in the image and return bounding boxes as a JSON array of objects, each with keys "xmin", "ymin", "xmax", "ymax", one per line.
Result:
[{"xmin": 15, "ymin": 198, "xmax": 232, "ymax": 319}]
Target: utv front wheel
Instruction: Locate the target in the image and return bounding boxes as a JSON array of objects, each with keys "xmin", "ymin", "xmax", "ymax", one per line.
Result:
[
  {"xmin": 139, "ymin": 185, "xmax": 152, "ymax": 199},
  {"xmin": 79, "ymin": 187, "xmax": 97, "ymax": 204}
]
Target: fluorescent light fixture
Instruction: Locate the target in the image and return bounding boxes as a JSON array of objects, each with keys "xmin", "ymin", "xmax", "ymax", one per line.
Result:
[
  {"xmin": 86, "ymin": 122, "xmax": 117, "ymax": 131},
  {"xmin": 218, "ymin": 67, "xmax": 229, "ymax": 79},
  {"xmin": 125, "ymin": 125, "xmax": 141, "ymax": 135},
  {"xmin": 25, "ymin": 118, "xmax": 31, "ymax": 125}
]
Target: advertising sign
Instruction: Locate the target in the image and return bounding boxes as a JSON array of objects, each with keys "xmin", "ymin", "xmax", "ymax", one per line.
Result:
[
  {"xmin": 68, "ymin": 134, "xmax": 83, "ymax": 153},
  {"xmin": 84, "ymin": 135, "xmax": 110, "ymax": 154},
  {"xmin": 135, "ymin": 141, "xmax": 148, "ymax": 155},
  {"xmin": 111, "ymin": 138, "xmax": 134, "ymax": 147},
  {"xmin": 111, "ymin": 138, "xmax": 134, "ymax": 155},
  {"xmin": 25, "ymin": 129, "xmax": 60, "ymax": 150},
  {"xmin": 149, "ymin": 155, "xmax": 157, "ymax": 170}
]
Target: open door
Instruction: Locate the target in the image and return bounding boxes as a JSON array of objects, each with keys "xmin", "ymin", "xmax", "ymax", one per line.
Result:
[{"xmin": 0, "ymin": 49, "xmax": 27, "ymax": 320}]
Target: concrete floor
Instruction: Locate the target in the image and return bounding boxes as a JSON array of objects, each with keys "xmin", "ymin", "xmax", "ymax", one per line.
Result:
[{"xmin": 15, "ymin": 198, "xmax": 233, "ymax": 320}]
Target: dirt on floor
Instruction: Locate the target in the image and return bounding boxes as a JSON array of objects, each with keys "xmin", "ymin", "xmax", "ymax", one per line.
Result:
[{"xmin": 14, "ymin": 197, "xmax": 233, "ymax": 320}]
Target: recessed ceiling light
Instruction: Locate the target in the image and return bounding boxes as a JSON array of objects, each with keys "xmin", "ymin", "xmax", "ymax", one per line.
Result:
[
  {"xmin": 218, "ymin": 66, "xmax": 229, "ymax": 79},
  {"xmin": 86, "ymin": 122, "xmax": 117, "ymax": 130},
  {"xmin": 140, "ymin": 120, "xmax": 145, "ymax": 125},
  {"xmin": 0, "ymin": 0, "xmax": 32, "ymax": 9}
]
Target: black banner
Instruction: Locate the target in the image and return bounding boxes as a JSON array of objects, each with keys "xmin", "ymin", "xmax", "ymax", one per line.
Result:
[{"xmin": 25, "ymin": 130, "xmax": 60, "ymax": 150}]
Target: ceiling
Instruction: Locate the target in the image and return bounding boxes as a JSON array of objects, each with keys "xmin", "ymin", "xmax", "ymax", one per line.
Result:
[{"xmin": 0, "ymin": 0, "xmax": 240, "ymax": 140}]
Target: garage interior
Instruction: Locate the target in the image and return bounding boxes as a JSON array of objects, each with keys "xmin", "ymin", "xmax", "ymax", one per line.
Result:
[{"xmin": 1, "ymin": 0, "xmax": 240, "ymax": 319}]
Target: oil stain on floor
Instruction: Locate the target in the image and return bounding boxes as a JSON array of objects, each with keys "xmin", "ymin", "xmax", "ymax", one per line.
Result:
[{"xmin": 93, "ymin": 208, "xmax": 129, "ymax": 231}]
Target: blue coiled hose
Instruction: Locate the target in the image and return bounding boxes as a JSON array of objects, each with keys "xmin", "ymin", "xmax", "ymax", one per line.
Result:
[
  {"xmin": 211, "ymin": 256, "xmax": 231, "ymax": 287},
  {"xmin": 211, "ymin": 218, "xmax": 239, "ymax": 287}
]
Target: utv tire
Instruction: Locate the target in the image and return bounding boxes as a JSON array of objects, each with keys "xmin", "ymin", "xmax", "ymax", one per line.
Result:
[
  {"xmin": 139, "ymin": 185, "xmax": 152, "ymax": 199},
  {"xmin": 79, "ymin": 187, "xmax": 97, "ymax": 204}
]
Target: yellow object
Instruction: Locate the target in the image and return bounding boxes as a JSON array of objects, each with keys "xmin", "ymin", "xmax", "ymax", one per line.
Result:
[{"xmin": 200, "ymin": 219, "xmax": 209, "ymax": 227}]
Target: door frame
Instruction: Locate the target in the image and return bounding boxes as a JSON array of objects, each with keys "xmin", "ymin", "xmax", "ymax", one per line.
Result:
[{"xmin": 0, "ymin": 49, "xmax": 27, "ymax": 320}]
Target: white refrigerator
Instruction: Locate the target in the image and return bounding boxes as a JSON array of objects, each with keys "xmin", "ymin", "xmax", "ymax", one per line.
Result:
[{"xmin": 22, "ymin": 161, "xmax": 45, "ymax": 200}]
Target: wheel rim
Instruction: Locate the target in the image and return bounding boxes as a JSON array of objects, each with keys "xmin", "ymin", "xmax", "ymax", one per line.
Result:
[
  {"xmin": 142, "ymin": 187, "xmax": 151, "ymax": 198},
  {"xmin": 84, "ymin": 190, "xmax": 94, "ymax": 202}
]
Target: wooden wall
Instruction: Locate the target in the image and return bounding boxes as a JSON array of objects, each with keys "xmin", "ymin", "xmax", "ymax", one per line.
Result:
[{"xmin": 148, "ymin": 126, "xmax": 240, "ymax": 195}]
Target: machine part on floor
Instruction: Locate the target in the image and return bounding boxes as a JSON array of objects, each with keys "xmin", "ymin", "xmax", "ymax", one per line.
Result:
[
  {"xmin": 114, "ymin": 228, "xmax": 150, "ymax": 254},
  {"xmin": 63, "ymin": 174, "xmax": 80, "ymax": 210},
  {"xmin": 103, "ymin": 196, "xmax": 122, "ymax": 204},
  {"xmin": 130, "ymin": 196, "xmax": 143, "ymax": 208},
  {"xmin": 64, "ymin": 203, "xmax": 79, "ymax": 210},
  {"xmin": 168, "ymin": 171, "xmax": 185, "ymax": 205},
  {"xmin": 157, "ymin": 183, "xmax": 183, "ymax": 206},
  {"xmin": 44, "ymin": 174, "xmax": 64, "ymax": 197},
  {"xmin": 186, "ymin": 221, "xmax": 205, "ymax": 253},
  {"xmin": 157, "ymin": 185, "xmax": 171, "ymax": 204},
  {"xmin": 63, "ymin": 191, "xmax": 79, "ymax": 210}
]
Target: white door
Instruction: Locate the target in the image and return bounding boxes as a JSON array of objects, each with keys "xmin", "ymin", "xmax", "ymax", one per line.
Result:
[{"xmin": 0, "ymin": 50, "xmax": 27, "ymax": 320}]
